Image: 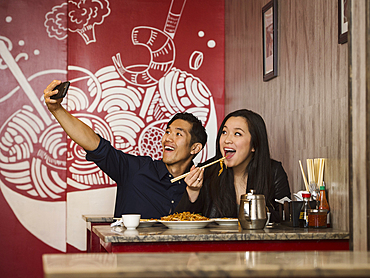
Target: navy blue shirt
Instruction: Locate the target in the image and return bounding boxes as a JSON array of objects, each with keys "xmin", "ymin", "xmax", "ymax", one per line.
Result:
[{"xmin": 85, "ymin": 136, "xmax": 189, "ymax": 219}]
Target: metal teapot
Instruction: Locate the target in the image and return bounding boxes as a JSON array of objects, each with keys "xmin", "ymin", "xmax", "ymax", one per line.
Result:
[{"xmin": 238, "ymin": 190, "xmax": 267, "ymax": 229}]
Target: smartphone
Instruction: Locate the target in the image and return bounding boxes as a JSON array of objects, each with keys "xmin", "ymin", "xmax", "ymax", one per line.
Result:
[{"xmin": 51, "ymin": 81, "xmax": 70, "ymax": 99}]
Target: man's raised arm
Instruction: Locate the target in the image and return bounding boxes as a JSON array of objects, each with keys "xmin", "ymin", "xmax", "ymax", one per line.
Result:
[{"xmin": 44, "ymin": 80, "xmax": 100, "ymax": 151}]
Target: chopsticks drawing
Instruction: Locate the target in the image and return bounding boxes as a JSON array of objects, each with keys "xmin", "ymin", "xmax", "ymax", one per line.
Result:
[{"xmin": 170, "ymin": 157, "xmax": 226, "ymax": 183}]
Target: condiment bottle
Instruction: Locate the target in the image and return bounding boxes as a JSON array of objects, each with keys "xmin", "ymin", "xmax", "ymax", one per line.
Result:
[
  {"xmin": 318, "ymin": 183, "xmax": 330, "ymax": 227},
  {"xmin": 299, "ymin": 192, "xmax": 311, "ymax": 228}
]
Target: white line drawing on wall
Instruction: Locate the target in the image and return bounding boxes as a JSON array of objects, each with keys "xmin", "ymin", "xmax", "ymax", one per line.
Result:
[
  {"xmin": 164, "ymin": 0, "xmax": 187, "ymax": 39},
  {"xmin": 0, "ymin": 40, "xmax": 52, "ymax": 125},
  {"xmin": 189, "ymin": 51, "xmax": 204, "ymax": 70},
  {"xmin": 112, "ymin": 27, "xmax": 175, "ymax": 87},
  {"xmin": 44, "ymin": 0, "xmax": 111, "ymax": 45},
  {"xmin": 0, "ymin": 35, "xmax": 69, "ymax": 251},
  {"xmin": 112, "ymin": 0, "xmax": 187, "ymax": 87}
]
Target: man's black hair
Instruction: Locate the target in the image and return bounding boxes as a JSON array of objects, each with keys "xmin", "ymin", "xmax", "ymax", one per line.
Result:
[{"xmin": 167, "ymin": 112, "xmax": 207, "ymax": 149}]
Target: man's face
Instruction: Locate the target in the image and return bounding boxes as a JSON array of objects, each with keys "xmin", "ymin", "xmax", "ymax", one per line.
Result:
[{"xmin": 161, "ymin": 119, "xmax": 194, "ymax": 166}]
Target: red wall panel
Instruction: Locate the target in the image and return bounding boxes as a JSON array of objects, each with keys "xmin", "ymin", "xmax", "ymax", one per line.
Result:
[{"xmin": 0, "ymin": 1, "xmax": 224, "ymax": 277}]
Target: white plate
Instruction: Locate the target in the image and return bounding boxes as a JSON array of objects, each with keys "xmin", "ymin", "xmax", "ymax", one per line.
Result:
[
  {"xmin": 139, "ymin": 219, "xmax": 158, "ymax": 227},
  {"xmin": 159, "ymin": 220, "xmax": 214, "ymax": 229},
  {"xmin": 213, "ymin": 218, "xmax": 239, "ymax": 226}
]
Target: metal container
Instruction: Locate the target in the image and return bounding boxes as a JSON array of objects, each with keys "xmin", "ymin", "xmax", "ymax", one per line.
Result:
[{"xmin": 238, "ymin": 190, "xmax": 267, "ymax": 229}]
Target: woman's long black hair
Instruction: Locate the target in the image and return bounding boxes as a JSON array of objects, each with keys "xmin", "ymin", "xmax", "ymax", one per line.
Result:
[{"xmin": 203, "ymin": 109, "xmax": 273, "ymax": 217}]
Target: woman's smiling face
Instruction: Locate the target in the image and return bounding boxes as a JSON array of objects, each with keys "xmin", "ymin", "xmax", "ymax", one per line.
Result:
[{"xmin": 220, "ymin": 116, "xmax": 255, "ymax": 171}]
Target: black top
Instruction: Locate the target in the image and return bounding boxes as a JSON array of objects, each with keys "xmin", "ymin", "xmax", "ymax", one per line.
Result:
[
  {"xmin": 85, "ymin": 136, "xmax": 190, "ymax": 219},
  {"xmin": 175, "ymin": 159, "xmax": 291, "ymax": 223}
]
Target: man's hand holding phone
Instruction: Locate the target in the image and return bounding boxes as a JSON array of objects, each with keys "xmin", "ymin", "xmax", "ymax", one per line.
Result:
[
  {"xmin": 50, "ymin": 81, "xmax": 70, "ymax": 99},
  {"xmin": 44, "ymin": 80, "xmax": 69, "ymax": 113},
  {"xmin": 43, "ymin": 79, "xmax": 101, "ymax": 151}
]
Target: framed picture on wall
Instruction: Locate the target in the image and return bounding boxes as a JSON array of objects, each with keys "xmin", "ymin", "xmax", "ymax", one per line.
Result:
[
  {"xmin": 338, "ymin": 0, "xmax": 348, "ymax": 44},
  {"xmin": 262, "ymin": 0, "xmax": 278, "ymax": 82}
]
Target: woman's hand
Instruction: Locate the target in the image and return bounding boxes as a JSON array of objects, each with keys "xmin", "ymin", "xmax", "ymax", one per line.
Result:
[{"xmin": 184, "ymin": 166, "xmax": 204, "ymax": 202}]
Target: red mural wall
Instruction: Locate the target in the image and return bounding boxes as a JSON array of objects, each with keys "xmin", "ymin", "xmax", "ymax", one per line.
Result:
[{"xmin": 0, "ymin": 0, "xmax": 224, "ymax": 277}]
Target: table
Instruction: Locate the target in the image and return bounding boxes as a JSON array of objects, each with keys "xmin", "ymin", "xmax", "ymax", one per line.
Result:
[
  {"xmin": 82, "ymin": 215, "xmax": 113, "ymax": 252},
  {"xmin": 43, "ymin": 251, "xmax": 370, "ymax": 277},
  {"xmin": 92, "ymin": 222, "xmax": 349, "ymax": 253}
]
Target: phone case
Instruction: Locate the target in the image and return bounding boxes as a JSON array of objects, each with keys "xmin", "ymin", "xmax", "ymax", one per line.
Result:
[{"xmin": 51, "ymin": 81, "xmax": 70, "ymax": 99}]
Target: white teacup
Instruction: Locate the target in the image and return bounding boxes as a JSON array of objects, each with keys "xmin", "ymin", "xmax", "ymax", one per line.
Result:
[{"xmin": 122, "ymin": 214, "xmax": 141, "ymax": 230}]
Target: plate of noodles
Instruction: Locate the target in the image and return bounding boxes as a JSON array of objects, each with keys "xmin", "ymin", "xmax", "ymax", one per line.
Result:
[
  {"xmin": 212, "ymin": 218, "xmax": 239, "ymax": 226},
  {"xmin": 139, "ymin": 219, "xmax": 158, "ymax": 227},
  {"xmin": 159, "ymin": 212, "xmax": 214, "ymax": 229}
]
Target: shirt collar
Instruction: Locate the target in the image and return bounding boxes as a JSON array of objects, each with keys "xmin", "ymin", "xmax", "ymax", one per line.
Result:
[{"xmin": 156, "ymin": 160, "xmax": 195, "ymax": 180}]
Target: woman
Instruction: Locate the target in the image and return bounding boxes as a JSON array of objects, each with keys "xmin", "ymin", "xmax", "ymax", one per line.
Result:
[{"xmin": 175, "ymin": 109, "xmax": 291, "ymax": 222}]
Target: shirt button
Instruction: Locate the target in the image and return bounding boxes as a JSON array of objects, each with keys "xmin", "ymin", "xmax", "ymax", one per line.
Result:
[{"xmin": 171, "ymin": 200, "xmax": 174, "ymax": 203}]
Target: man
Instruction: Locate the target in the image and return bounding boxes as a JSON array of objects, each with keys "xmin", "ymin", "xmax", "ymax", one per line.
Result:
[{"xmin": 44, "ymin": 80, "xmax": 207, "ymax": 218}]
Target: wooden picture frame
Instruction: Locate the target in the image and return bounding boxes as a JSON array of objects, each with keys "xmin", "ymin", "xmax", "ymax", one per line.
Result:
[
  {"xmin": 262, "ymin": 0, "xmax": 278, "ymax": 82},
  {"xmin": 338, "ymin": 0, "xmax": 348, "ymax": 44}
]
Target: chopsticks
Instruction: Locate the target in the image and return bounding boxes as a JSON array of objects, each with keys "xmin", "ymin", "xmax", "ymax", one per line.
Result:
[
  {"xmin": 317, "ymin": 158, "xmax": 325, "ymax": 187},
  {"xmin": 299, "ymin": 158, "xmax": 325, "ymax": 192},
  {"xmin": 170, "ymin": 157, "xmax": 226, "ymax": 183},
  {"xmin": 299, "ymin": 160, "xmax": 310, "ymax": 192},
  {"xmin": 306, "ymin": 159, "xmax": 315, "ymax": 184}
]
